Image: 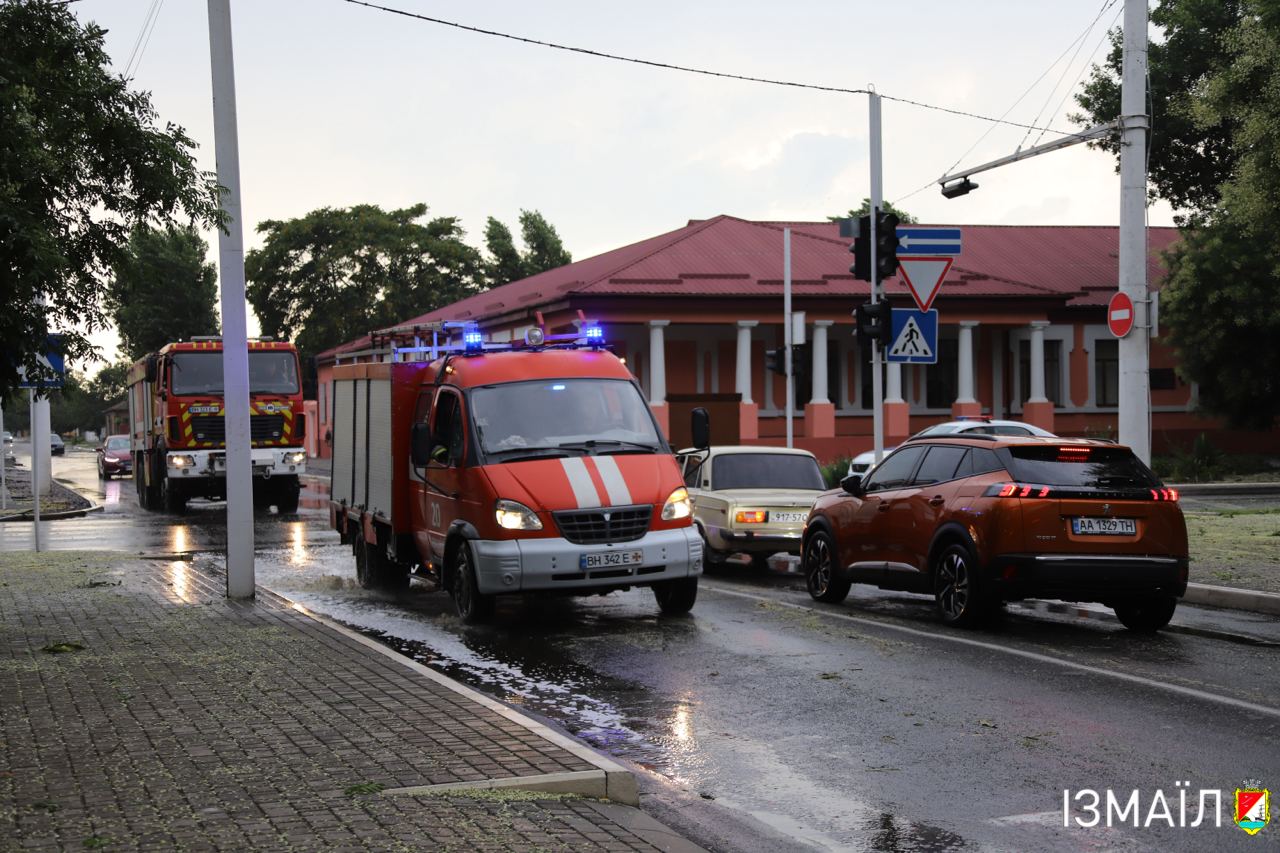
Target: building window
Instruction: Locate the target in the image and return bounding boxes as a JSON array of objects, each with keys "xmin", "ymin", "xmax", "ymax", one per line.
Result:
[
  {"xmin": 926, "ymin": 339, "xmax": 959, "ymax": 409},
  {"xmin": 1095, "ymin": 339, "xmax": 1119, "ymax": 406},
  {"xmin": 1019, "ymin": 340, "xmax": 1063, "ymax": 406}
]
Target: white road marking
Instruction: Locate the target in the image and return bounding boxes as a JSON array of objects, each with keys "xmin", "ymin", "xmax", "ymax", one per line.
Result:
[{"xmin": 701, "ymin": 582, "xmax": 1280, "ymax": 720}]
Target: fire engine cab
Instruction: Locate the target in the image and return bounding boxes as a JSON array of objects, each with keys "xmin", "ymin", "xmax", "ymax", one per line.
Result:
[{"xmin": 328, "ymin": 321, "xmax": 704, "ymax": 622}]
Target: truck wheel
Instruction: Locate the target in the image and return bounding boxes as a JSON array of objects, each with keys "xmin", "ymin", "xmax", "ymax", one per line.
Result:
[
  {"xmin": 653, "ymin": 577, "xmax": 698, "ymax": 615},
  {"xmin": 161, "ymin": 474, "xmax": 187, "ymax": 514},
  {"xmin": 354, "ymin": 530, "xmax": 382, "ymax": 589},
  {"xmin": 278, "ymin": 479, "xmax": 301, "ymax": 514},
  {"xmin": 451, "ymin": 543, "xmax": 494, "ymax": 624}
]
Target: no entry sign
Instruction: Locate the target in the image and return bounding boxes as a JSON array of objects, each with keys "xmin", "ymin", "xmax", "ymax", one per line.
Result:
[{"xmin": 1108, "ymin": 292, "xmax": 1135, "ymax": 338}]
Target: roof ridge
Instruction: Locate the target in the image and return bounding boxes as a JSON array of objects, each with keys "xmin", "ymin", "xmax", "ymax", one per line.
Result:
[
  {"xmin": 576, "ymin": 215, "xmax": 731, "ymax": 292},
  {"xmin": 747, "ymin": 219, "xmax": 850, "ymax": 247}
]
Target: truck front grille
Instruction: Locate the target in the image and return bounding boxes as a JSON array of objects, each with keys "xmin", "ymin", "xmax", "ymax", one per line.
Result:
[
  {"xmin": 188, "ymin": 415, "xmax": 286, "ymax": 444},
  {"xmin": 554, "ymin": 505, "xmax": 652, "ymax": 544}
]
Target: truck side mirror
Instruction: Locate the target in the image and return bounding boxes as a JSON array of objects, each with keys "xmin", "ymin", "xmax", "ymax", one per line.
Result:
[
  {"xmin": 410, "ymin": 423, "xmax": 432, "ymax": 466},
  {"xmin": 691, "ymin": 407, "xmax": 710, "ymax": 450},
  {"xmin": 145, "ymin": 355, "xmax": 158, "ymax": 385}
]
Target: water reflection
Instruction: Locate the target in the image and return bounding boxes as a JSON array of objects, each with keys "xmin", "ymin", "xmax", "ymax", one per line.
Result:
[
  {"xmin": 170, "ymin": 560, "xmax": 189, "ymax": 601},
  {"xmin": 101, "ymin": 479, "xmax": 123, "ymax": 506},
  {"xmin": 287, "ymin": 521, "xmax": 307, "ymax": 566},
  {"xmin": 171, "ymin": 524, "xmax": 189, "ymax": 554}
]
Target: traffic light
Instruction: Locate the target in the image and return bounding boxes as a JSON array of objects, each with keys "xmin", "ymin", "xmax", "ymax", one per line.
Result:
[
  {"xmin": 855, "ymin": 301, "xmax": 893, "ymax": 348},
  {"xmin": 876, "ymin": 210, "xmax": 900, "ymax": 280},
  {"xmin": 849, "ymin": 214, "xmax": 872, "ymax": 282},
  {"xmin": 790, "ymin": 343, "xmax": 811, "ymax": 384},
  {"xmin": 765, "ymin": 347, "xmax": 787, "ymax": 376}
]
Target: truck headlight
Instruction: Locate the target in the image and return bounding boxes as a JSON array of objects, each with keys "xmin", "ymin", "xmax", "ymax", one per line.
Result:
[
  {"xmin": 661, "ymin": 487, "xmax": 692, "ymax": 521},
  {"xmin": 495, "ymin": 499, "xmax": 542, "ymax": 530},
  {"xmin": 285, "ymin": 451, "xmax": 306, "ymax": 464},
  {"xmin": 169, "ymin": 454, "xmax": 196, "ymax": 469}
]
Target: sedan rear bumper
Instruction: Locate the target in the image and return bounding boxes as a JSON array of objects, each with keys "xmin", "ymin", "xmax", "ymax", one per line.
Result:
[{"xmin": 988, "ymin": 553, "xmax": 1189, "ymax": 602}]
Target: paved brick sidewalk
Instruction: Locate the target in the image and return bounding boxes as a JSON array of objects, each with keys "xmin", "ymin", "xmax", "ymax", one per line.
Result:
[{"xmin": 0, "ymin": 551, "xmax": 699, "ymax": 851}]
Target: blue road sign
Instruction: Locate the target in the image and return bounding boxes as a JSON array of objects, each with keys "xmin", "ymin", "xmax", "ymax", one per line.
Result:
[
  {"xmin": 896, "ymin": 227, "xmax": 962, "ymax": 256},
  {"xmin": 18, "ymin": 334, "xmax": 66, "ymax": 389},
  {"xmin": 887, "ymin": 309, "xmax": 938, "ymax": 364}
]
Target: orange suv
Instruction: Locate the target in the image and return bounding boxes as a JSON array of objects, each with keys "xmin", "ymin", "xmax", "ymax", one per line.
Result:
[{"xmin": 801, "ymin": 436, "xmax": 1189, "ymax": 632}]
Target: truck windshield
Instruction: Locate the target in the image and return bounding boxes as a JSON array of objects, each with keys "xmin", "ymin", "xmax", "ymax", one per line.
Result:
[
  {"xmin": 469, "ymin": 379, "xmax": 662, "ymax": 456},
  {"xmin": 169, "ymin": 352, "xmax": 299, "ymax": 396}
]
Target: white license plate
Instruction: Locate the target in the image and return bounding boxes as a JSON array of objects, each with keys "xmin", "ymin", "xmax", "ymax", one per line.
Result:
[
  {"xmin": 771, "ymin": 511, "xmax": 808, "ymax": 523},
  {"xmin": 1072, "ymin": 517, "xmax": 1136, "ymax": 536},
  {"xmin": 580, "ymin": 550, "xmax": 644, "ymax": 570}
]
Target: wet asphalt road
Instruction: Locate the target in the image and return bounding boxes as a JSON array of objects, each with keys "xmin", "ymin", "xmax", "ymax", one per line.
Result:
[{"xmin": 4, "ymin": 447, "xmax": 1279, "ymax": 852}]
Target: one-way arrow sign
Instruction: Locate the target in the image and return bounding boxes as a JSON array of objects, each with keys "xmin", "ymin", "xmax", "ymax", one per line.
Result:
[{"xmin": 895, "ymin": 227, "xmax": 962, "ymax": 256}]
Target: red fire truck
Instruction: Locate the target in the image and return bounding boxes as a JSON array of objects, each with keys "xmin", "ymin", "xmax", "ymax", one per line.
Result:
[
  {"xmin": 126, "ymin": 338, "xmax": 307, "ymax": 513},
  {"xmin": 329, "ymin": 321, "xmax": 704, "ymax": 622}
]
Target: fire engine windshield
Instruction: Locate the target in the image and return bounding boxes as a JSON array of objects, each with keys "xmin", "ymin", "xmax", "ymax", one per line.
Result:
[
  {"xmin": 469, "ymin": 379, "xmax": 662, "ymax": 456},
  {"xmin": 169, "ymin": 352, "xmax": 300, "ymax": 396}
]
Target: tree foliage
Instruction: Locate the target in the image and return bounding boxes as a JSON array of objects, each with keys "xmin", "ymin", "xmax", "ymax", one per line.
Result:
[
  {"xmin": 245, "ymin": 204, "xmax": 487, "ymax": 362},
  {"xmin": 108, "ymin": 224, "xmax": 219, "ymax": 360},
  {"xmin": 1074, "ymin": 0, "xmax": 1280, "ymax": 428},
  {"xmin": 482, "ymin": 210, "xmax": 573, "ymax": 285},
  {"xmin": 0, "ymin": 1, "xmax": 222, "ymax": 399},
  {"xmin": 829, "ymin": 198, "xmax": 919, "ymax": 225}
]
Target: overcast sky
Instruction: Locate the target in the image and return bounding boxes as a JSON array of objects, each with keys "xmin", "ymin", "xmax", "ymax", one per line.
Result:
[{"xmin": 73, "ymin": 0, "xmax": 1173, "ymax": 364}]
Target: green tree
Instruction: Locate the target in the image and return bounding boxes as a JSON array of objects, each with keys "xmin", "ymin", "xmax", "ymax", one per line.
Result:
[
  {"xmin": 1074, "ymin": 0, "xmax": 1280, "ymax": 428},
  {"xmin": 87, "ymin": 360, "xmax": 131, "ymax": 404},
  {"xmin": 483, "ymin": 210, "xmax": 573, "ymax": 285},
  {"xmin": 0, "ymin": 1, "xmax": 222, "ymax": 399},
  {"xmin": 108, "ymin": 224, "xmax": 219, "ymax": 360},
  {"xmin": 828, "ymin": 198, "xmax": 919, "ymax": 225},
  {"xmin": 245, "ymin": 204, "xmax": 486, "ymax": 362}
]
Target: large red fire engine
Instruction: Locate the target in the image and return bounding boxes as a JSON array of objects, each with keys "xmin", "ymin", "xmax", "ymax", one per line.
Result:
[
  {"xmin": 329, "ymin": 321, "xmax": 704, "ymax": 622},
  {"xmin": 126, "ymin": 338, "xmax": 307, "ymax": 513}
]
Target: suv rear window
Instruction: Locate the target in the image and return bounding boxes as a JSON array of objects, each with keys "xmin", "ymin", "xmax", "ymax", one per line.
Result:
[{"xmin": 1001, "ymin": 445, "xmax": 1159, "ymax": 489}]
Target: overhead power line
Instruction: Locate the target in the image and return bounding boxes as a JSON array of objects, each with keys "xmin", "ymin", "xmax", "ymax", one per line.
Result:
[{"xmin": 341, "ymin": 0, "xmax": 1087, "ymax": 139}]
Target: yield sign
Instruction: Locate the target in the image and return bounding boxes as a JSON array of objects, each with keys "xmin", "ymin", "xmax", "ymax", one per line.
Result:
[{"xmin": 897, "ymin": 256, "xmax": 953, "ymax": 312}]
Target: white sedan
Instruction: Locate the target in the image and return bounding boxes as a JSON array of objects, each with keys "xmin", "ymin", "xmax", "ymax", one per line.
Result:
[{"xmin": 846, "ymin": 417, "xmax": 1056, "ymax": 479}]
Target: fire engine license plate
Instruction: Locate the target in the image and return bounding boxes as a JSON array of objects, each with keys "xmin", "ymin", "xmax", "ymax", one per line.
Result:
[
  {"xmin": 1072, "ymin": 517, "xmax": 1136, "ymax": 536},
  {"xmin": 580, "ymin": 550, "xmax": 644, "ymax": 570},
  {"xmin": 771, "ymin": 511, "xmax": 808, "ymax": 523}
]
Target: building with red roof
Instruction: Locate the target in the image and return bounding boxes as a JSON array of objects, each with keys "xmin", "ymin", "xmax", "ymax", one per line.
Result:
[{"xmin": 313, "ymin": 215, "xmax": 1273, "ymax": 462}]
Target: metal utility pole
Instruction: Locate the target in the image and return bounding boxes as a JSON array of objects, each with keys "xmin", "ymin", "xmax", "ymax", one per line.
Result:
[
  {"xmin": 29, "ymin": 390, "xmax": 43, "ymax": 551},
  {"xmin": 0, "ymin": 404, "xmax": 6, "ymax": 511},
  {"xmin": 208, "ymin": 0, "xmax": 255, "ymax": 598},
  {"xmin": 868, "ymin": 91, "xmax": 885, "ymax": 463},
  {"xmin": 1118, "ymin": 0, "xmax": 1151, "ymax": 464},
  {"xmin": 783, "ymin": 228, "xmax": 794, "ymax": 448}
]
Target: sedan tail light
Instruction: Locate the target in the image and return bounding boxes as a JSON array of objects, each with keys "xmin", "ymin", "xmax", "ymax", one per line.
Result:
[{"xmin": 735, "ymin": 510, "xmax": 767, "ymax": 524}]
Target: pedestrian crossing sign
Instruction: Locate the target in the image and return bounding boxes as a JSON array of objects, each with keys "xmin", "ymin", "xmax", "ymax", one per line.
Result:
[{"xmin": 887, "ymin": 309, "xmax": 937, "ymax": 364}]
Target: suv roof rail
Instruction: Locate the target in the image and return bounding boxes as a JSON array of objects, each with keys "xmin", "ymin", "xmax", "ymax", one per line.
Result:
[{"xmin": 906, "ymin": 433, "xmax": 999, "ymax": 442}]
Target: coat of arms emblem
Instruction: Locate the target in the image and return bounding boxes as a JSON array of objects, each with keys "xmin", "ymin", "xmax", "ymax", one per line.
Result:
[{"xmin": 1235, "ymin": 785, "xmax": 1270, "ymax": 835}]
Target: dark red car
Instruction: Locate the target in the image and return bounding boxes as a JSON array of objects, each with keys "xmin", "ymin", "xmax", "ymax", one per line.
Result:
[
  {"xmin": 97, "ymin": 434, "xmax": 133, "ymax": 480},
  {"xmin": 802, "ymin": 436, "xmax": 1189, "ymax": 632}
]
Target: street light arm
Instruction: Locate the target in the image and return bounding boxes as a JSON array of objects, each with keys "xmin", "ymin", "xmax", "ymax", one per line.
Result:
[{"xmin": 938, "ymin": 120, "xmax": 1120, "ymax": 187}]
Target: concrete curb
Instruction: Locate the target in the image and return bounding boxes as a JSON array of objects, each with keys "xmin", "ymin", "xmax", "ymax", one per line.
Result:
[
  {"xmin": 1171, "ymin": 481, "xmax": 1280, "ymax": 496},
  {"xmin": 1183, "ymin": 582, "xmax": 1280, "ymax": 616},
  {"xmin": 263, "ymin": 590, "xmax": 641, "ymax": 806},
  {"xmin": 0, "ymin": 502, "xmax": 102, "ymax": 522}
]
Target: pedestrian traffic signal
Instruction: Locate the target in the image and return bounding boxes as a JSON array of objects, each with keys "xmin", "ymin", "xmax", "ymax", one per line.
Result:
[
  {"xmin": 765, "ymin": 347, "xmax": 787, "ymax": 376},
  {"xmin": 876, "ymin": 210, "xmax": 900, "ymax": 280},
  {"xmin": 849, "ymin": 214, "xmax": 872, "ymax": 282},
  {"xmin": 855, "ymin": 301, "xmax": 893, "ymax": 348}
]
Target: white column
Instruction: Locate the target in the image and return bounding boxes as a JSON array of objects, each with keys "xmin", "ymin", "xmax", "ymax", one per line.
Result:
[
  {"xmin": 885, "ymin": 362, "xmax": 903, "ymax": 403},
  {"xmin": 648, "ymin": 320, "xmax": 669, "ymax": 404},
  {"xmin": 956, "ymin": 321, "xmax": 979, "ymax": 403},
  {"xmin": 1028, "ymin": 321, "xmax": 1049, "ymax": 403},
  {"xmin": 810, "ymin": 321, "xmax": 833, "ymax": 403},
  {"xmin": 735, "ymin": 321, "xmax": 757, "ymax": 404}
]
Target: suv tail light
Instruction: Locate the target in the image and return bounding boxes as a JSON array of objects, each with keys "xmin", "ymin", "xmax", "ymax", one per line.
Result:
[{"xmin": 984, "ymin": 483, "xmax": 1180, "ymax": 501}]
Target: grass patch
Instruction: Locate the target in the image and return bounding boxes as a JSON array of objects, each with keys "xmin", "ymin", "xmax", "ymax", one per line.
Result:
[
  {"xmin": 414, "ymin": 787, "xmax": 585, "ymax": 803},
  {"xmin": 40, "ymin": 641, "xmax": 85, "ymax": 654},
  {"xmin": 344, "ymin": 782, "xmax": 385, "ymax": 797}
]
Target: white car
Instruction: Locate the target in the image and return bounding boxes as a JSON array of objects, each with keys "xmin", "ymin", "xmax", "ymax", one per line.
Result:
[{"xmin": 846, "ymin": 418, "xmax": 1056, "ymax": 479}]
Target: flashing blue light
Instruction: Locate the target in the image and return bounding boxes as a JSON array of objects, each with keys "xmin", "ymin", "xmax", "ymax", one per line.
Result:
[
  {"xmin": 551, "ymin": 384, "xmax": 566, "ymax": 391},
  {"xmin": 583, "ymin": 325, "xmax": 604, "ymax": 341},
  {"xmin": 463, "ymin": 329, "xmax": 483, "ymax": 352}
]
